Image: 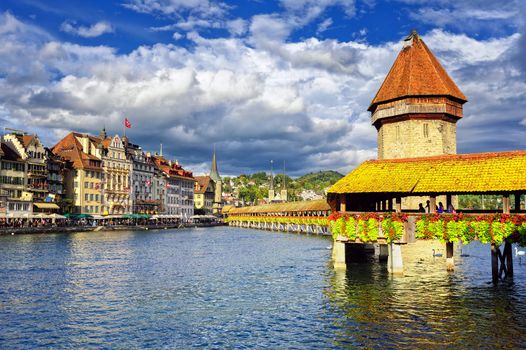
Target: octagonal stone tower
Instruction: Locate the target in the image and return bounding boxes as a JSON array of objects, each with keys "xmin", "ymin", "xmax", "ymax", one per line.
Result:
[{"xmin": 369, "ymin": 31, "xmax": 467, "ymax": 160}]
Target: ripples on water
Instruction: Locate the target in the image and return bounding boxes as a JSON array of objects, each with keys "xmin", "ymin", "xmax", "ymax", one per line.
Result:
[{"xmin": 1, "ymin": 228, "xmax": 526, "ymax": 349}]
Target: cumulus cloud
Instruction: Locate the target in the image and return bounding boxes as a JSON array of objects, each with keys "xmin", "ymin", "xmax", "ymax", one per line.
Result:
[
  {"xmin": 60, "ymin": 20, "xmax": 114, "ymax": 38},
  {"xmin": 0, "ymin": 12, "xmax": 525, "ymax": 175}
]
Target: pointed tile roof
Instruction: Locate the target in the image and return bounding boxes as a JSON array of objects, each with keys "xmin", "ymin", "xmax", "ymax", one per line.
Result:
[
  {"xmin": 369, "ymin": 31, "xmax": 467, "ymax": 112},
  {"xmin": 195, "ymin": 176, "xmax": 213, "ymax": 194},
  {"xmin": 210, "ymin": 148, "xmax": 220, "ymax": 183}
]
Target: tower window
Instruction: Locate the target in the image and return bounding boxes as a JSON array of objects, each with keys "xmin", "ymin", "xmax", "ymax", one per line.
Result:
[{"xmin": 423, "ymin": 123, "xmax": 429, "ymax": 138}]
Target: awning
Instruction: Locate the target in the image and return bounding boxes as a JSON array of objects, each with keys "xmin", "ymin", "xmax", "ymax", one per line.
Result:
[{"xmin": 33, "ymin": 202, "xmax": 60, "ymax": 209}]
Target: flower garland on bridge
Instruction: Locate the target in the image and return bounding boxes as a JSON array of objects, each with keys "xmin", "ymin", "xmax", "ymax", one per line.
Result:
[
  {"xmin": 224, "ymin": 216, "xmax": 330, "ymax": 227},
  {"xmin": 416, "ymin": 213, "xmax": 526, "ymax": 245},
  {"xmin": 327, "ymin": 212, "xmax": 408, "ymax": 243}
]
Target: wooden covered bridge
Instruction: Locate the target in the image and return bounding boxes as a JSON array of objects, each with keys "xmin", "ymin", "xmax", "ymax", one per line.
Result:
[
  {"xmin": 327, "ymin": 150, "xmax": 526, "ymax": 282},
  {"xmin": 224, "ymin": 199, "xmax": 331, "ymax": 235}
]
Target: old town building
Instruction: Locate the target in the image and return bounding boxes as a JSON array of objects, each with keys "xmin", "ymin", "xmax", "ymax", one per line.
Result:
[
  {"xmin": 153, "ymin": 155, "xmax": 195, "ymax": 220},
  {"xmin": 46, "ymin": 148, "xmax": 65, "ymax": 205},
  {"xmin": 194, "ymin": 176, "xmax": 215, "ymax": 215},
  {"xmin": 3, "ymin": 132, "xmax": 49, "ymax": 201},
  {"xmin": 99, "ymin": 133, "xmax": 132, "ymax": 215},
  {"xmin": 52, "ymin": 132, "xmax": 104, "ymax": 214},
  {"xmin": 0, "ymin": 140, "xmax": 33, "ymax": 216},
  {"xmin": 126, "ymin": 141, "xmax": 160, "ymax": 214}
]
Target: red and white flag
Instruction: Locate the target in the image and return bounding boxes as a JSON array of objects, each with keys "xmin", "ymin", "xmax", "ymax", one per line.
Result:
[{"xmin": 124, "ymin": 118, "xmax": 132, "ymax": 129}]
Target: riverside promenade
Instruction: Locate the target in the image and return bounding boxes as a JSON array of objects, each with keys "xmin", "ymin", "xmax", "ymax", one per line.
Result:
[{"xmin": 0, "ymin": 222, "xmax": 226, "ymax": 235}]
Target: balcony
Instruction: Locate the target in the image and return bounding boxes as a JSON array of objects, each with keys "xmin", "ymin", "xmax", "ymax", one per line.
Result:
[{"xmin": 28, "ymin": 170, "xmax": 48, "ymax": 177}]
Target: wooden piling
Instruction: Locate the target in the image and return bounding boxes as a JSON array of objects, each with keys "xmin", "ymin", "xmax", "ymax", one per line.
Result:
[
  {"xmin": 505, "ymin": 241, "xmax": 513, "ymax": 278},
  {"xmin": 491, "ymin": 243, "xmax": 499, "ymax": 284},
  {"xmin": 446, "ymin": 242, "xmax": 454, "ymax": 271}
]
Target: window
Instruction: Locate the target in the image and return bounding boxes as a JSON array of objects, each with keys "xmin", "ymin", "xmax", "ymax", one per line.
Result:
[
  {"xmin": 85, "ymin": 194, "xmax": 89, "ymax": 201},
  {"xmin": 84, "ymin": 182, "xmax": 89, "ymax": 189},
  {"xmin": 423, "ymin": 123, "xmax": 429, "ymax": 138}
]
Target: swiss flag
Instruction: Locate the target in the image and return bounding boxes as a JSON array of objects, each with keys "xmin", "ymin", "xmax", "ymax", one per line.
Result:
[{"xmin": 124, "ymin": 118, "xmax": 132, "ymax": 128}]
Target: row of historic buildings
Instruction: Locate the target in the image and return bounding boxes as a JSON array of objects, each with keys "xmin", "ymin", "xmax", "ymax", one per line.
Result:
[{"xmin": 0, "ymin": 128, "xmax": 218, "ymax": 219}]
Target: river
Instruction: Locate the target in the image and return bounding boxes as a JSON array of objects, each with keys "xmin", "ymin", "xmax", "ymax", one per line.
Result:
[{"xmin": 1, "ymin": 227, "xmax": 525, "ymax": 349}]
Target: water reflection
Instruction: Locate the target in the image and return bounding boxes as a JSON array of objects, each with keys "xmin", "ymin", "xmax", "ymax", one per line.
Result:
[
  {"xmin": 1, "ymin": 229, "xmax": 526, "ymax": 348},
  {"xmin": 325, "ymin": 241, "xmax": 526, "ymax": 349}
]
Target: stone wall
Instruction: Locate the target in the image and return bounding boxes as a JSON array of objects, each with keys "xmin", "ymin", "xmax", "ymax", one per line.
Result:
[{"xmin": 378, "ymin": 119, "xmax": 457, "ymax": 160}]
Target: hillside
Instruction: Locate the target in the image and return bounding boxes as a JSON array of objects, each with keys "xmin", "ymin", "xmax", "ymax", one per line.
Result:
[
  {"xmin": 295, "ymin": 170, "xmax": 344, "ymax": 193},
  {"xmin": 222, "ymin": 170, "xmax": 344, "ymax": 204}
]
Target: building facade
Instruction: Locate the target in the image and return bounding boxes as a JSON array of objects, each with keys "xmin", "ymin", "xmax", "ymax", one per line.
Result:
[
  {"xmin": 0, "ymin": 141, "xmax": 25, "ymax": 200},
  {"xmin": 100, "ymin": 134, "xmax": 132, "ymax": 215},
  {"xmin": 153, "ymin": 155, "xmax": 194, "ymax": 220},
  {"xmin": 3, "ymin": 132, "xmax": 49, "ymax": 201},
  {"xmin": 194, "ymin": 176, "xmax": 215, "ymax": 214},
  {"xmin": 52, "ymin": 132, "xmax": 103, "ymax": 214},
  {"xmin": 127, "ymin": 143, "xmax": 160, "ymax": 214}
]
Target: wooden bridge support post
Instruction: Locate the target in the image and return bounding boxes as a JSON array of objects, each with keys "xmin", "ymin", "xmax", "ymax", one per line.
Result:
[
  {"xmin": 514, "ymin": 192, "xmax": 521, "ymax": 211},
  {"xmin": 505, "ymin": 241, "xmax": 513, "ymax": 278},
  {"xmin": 378, "ymin": 244, "xmax": 389, "ymax": 262},
  {"xmin": 388, "ymin": 243, "xmax": 403, "ymax": 275},
  {"xmin": 503, "ymin": 194, "xmax": 510, "ymax": 214},
  {"xmin": 491, "ymin": 243, "xmax": 499, "ymax": 284},
  {"xmin": 446, "ymin": 242, "xmax": 454, "ymax": 271},
  {"xmin": 333, "ymin": 241, "xmax": 346, "ymax": 270},
  {"xmin": 395, "ymin": 197, "xmax": 402, "ymax": 213},
  {"xmin": 491, "ymin": 242, "xmax": 514, "ymax": 284}
]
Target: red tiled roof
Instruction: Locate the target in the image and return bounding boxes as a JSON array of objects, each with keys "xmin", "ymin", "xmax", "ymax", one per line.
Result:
[
  {"xmin": 369, "ymin": 32, "xmax": 467, "ymax": 112},
  {"xmin": 194, "ymin": 176, "xmax": 212, "ymax": 194},
  {"xmin": 51, "ymin": 132, "xmax": 102, "ymax": 170}
]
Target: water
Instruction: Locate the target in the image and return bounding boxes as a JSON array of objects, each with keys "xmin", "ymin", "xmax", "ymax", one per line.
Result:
[{"xmin": 1, "ymin": 227, "xmax": 526, "ymax": 349}]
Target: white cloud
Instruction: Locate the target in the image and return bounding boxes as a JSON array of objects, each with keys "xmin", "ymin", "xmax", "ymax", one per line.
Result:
[
  {"xmin": 123, "ymin": 0, "xmax": 229, "ymax": 19},
  {"xmin": 226, "ymin": 18, "xmax": 247, "ymax": 36},
  {"xmin": 172, "ymin": 32, "xmax": 183, "ymax": 40},
  {"xmin": 317, "ymin": 18, "xmax": 333, "ymax": 34},
  {"xmin": 61, "ymin": 20, "xmax": 114, "ymax": 38},
  {"xmin": 1, "ymin": 12, "xmax": 525, "ymax": 175}
]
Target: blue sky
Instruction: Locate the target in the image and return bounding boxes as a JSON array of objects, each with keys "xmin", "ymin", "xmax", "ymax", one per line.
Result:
[{"xmin": 0, "ymin": 0, "xmax": 525, "ymax": 176}]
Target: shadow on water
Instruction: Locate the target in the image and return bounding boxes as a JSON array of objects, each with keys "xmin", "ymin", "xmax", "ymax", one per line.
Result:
[{"xmin": 324, "ymin": 243, "xmax": 526, "ymax": 349}]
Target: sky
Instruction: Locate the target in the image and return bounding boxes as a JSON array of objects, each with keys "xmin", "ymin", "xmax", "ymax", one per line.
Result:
[{"xmin": 0, "ymin": 0, "xmax": 525, "ymax": 177}]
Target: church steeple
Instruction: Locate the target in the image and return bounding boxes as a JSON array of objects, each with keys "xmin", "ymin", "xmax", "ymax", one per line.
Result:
[
  {"xmin": 210, "ymin": 146, "xmax": 222, "ymax": 214},
  {"xmin": 210, "ymin": 145, "xmax": 220, "ymax": 183}
]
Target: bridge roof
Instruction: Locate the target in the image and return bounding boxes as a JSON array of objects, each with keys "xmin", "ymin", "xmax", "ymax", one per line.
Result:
[
  {"xmin": 228, "ymin": 199, "xmax": 330, "ymax": 215},
  {"xmin": 328, "ymin": 150, "xmax": 526, "ymax": 194}
]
